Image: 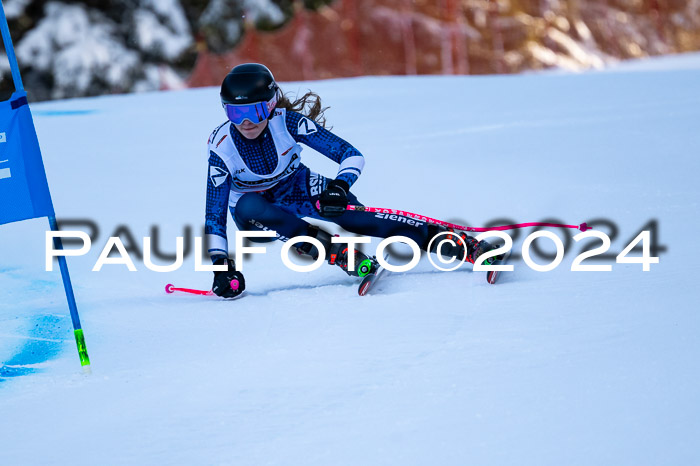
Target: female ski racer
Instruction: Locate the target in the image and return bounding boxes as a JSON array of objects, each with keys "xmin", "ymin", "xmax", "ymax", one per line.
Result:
[{"xmin": 205, "ymin": 63, "xmax": 496, "ymax": 298}]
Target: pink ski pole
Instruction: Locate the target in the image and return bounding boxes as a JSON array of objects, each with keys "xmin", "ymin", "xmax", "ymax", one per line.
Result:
[
  {"xmin": 346, "ymin": 205, "xmax": 590, "ymax": 232},
  {"xmin": 165, "ymin": 280, "xmax": 239, "ymax": 296}
]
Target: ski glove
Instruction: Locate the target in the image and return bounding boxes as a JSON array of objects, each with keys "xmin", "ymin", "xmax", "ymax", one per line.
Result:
[
  {"xmin": 212, "ymin": 257, "xmax": 245, "ymax": 298},
  {"xmin": 318, "ymin": 179, "xmax": 349, "ymax": 218}
]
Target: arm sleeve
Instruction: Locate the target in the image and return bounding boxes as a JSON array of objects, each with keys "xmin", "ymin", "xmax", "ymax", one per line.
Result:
[
  {"xmin": 285, "ymin": 111, "xmax": 365, "ymax": 187},
  {"xmin": 205, "ymin": 151, "xmax": 232, "ymax": 262}
]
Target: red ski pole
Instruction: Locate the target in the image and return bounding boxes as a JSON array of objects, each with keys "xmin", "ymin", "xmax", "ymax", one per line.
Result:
[
  {"xmin": 346, "ymin": 205, "xmax": 590, "ymax": 232},
  {"xmin": 165, "ymin": 280, "xmax": 239, "ymax": 296}
]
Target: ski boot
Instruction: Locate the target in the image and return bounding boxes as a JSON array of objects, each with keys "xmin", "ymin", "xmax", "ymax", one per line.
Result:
[
  {"xmin": 465, "ymin": 236, "xmax": 502, "ymax": 265},
  {"xmin": 430, "ymin": 228, "xmax": 502, "ymax": 265},
  {"xmin": 328, "ymin": 242, "xmax": 376, "ymax": 277},
  {"xmin": 294, "ymin": 225, "xmax": 376, "ymax": 277}
]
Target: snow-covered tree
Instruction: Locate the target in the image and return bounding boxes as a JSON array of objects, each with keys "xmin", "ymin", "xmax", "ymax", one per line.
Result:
[{"xmin": 0, "ymin": 0, "xmax": 698, "ymax": 101}]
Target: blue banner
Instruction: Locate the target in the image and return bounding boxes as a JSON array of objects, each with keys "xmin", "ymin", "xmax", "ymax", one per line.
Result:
[{"xmin": 0, "ymin": 90, "xmax": 54, "ymax": 225}]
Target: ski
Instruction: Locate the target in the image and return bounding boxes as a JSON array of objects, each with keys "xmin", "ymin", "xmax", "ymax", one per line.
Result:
[
  {"xmin": 486, "ymin": 250, "xmax": 512, "ymax": 285},
  {"xmin": 358, "ymin": 255, "xmax": 389, "ymax": 296}
]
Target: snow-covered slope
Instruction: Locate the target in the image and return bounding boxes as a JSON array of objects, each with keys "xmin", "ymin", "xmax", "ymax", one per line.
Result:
[{"xmin": 1, "ymin": 55, "xmax": 699, "ymax": 465}]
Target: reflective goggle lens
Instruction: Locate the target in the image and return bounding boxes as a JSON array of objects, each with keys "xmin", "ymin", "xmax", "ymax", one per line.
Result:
[{"xmin": 224, "ymin": 96, "xmax": 277, "ymax": 125}]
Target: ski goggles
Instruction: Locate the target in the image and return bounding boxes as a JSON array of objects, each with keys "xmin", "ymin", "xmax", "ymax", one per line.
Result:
[{"xmin": 223, "ymin": 95, "xmax": 278, "ymax": 125}]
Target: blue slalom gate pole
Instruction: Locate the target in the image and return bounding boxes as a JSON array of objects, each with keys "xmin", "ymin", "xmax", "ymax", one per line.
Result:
[
  {"xmin": 0, "ymin": 3, "xmax": 23, "ymax": 90},
  {"xmin": 48, "ymin": 216, "xmax": 91, "ymax": 369},
  {"xmin": 1, "ymin": 3, "xmax": 91, "ymax": 370}
]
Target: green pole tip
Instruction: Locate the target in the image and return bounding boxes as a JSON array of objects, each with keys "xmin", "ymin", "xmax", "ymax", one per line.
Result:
[{"xmin": 74, "ymin": 329, "xmax": 91, "ymax": 367}]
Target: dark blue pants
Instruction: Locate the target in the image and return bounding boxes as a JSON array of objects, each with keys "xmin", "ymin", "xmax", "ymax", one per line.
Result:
[{"xmin": 232, "ymin": 166, "xmax": 435, "ymax": 249}]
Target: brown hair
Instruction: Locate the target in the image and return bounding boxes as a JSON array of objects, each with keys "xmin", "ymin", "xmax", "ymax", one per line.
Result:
[{"xmin": 276, "ymin": 90, "xmax": 329, "ymax": 128}]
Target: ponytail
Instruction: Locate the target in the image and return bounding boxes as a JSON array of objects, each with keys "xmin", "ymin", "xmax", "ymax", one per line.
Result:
[{"xmin": 276, "ymin": 90, "xmax": 329, "ymax": 128}]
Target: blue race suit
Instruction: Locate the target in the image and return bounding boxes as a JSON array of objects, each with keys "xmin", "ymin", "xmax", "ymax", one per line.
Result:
[{"xmin": 204, "ymin": 109, "xmax": 435, "ymax": 262}]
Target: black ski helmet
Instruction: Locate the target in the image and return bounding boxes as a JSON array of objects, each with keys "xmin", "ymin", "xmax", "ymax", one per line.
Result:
[{"xmin": 220, "ymin": 63, "xmax": 278, "ymax": 105}]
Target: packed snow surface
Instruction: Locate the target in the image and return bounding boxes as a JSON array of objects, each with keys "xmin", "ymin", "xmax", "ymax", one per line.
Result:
[{"xmin": 1, "ymin": 54, "xmax": 699, "ymax": 465}]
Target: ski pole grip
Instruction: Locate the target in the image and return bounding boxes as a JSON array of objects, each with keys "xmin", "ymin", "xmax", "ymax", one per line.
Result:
[{"xmin": 230, "ymin": 279, "xmax": 240, "ymax": 291}]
